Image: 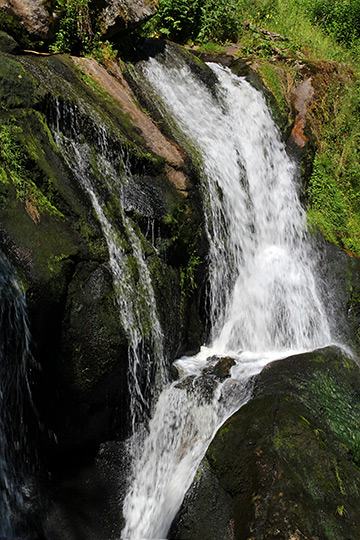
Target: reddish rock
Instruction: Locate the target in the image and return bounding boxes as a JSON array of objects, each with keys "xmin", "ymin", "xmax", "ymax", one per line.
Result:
[{"xmin": 290, "ymin": 78, "xmax": 314, "ymax": 148}]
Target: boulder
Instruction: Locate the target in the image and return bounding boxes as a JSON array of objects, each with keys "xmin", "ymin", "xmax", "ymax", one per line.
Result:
[
  {"xmin": 0, "ymin": 0, "xmax": 56, "ymax": 40},
  {"xmin": 0, "ymin": 48, "xmax": 206, "ymax": 516},
  {"xmin": 99, "ymin": 0, "xmax": 158, "ymax": 39},
  {"xmin": 0, "ymin": 29, "xmax": 20, "ymax": 53},
  {"xmin": 170, "ymin": 346, "xmax": 360, "ymax": 540}
]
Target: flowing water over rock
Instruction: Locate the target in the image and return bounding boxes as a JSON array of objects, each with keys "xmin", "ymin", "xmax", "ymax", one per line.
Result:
[
  {"xmin": 50, "ymin": 101, "xmax": 167, "ymax": 432},
  {"xmin": 0, "ymin": 253, "xmax": 38, "ymax": 536},
  {"xmin": 121, "ymin": 54, "xmax": 333, "ymax": 539}
]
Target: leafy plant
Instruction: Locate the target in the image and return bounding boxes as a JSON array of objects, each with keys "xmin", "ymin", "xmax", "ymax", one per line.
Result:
[
  {"xmin": 299, "ymin": 0, "xmax": 360, "ymax": 47},
  {"xmin": 144, "ymin": 0, "xmax": 202, "ymax": 42},
  {"xmin": 50, "ymin": 0, "xmax": 95, "ymax": 54},
  {"xmin": 197, "ymin": 0, "xmax": 240, "ymax": 43}
]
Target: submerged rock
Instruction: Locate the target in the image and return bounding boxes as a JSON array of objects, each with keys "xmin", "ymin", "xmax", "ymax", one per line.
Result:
[{"xmin": 171, "ymin": 346, "xmax": 360, "ymax": 540}]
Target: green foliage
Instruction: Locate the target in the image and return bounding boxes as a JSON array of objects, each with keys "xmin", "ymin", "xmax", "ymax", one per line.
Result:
[
  {"xmin": 142, "ymin": 0, "xmax": 260, "ymax": 43},
  {"xmin": 143, "ymin": 0, "xmax": 202, "ymax": 42},
  {"xmin": 51, "ymin": 0, "xmax": 96, "ymax": 54},
  {"xmin": 299, "ymin": 0, "xmax": 360, "ymax": 47},
  {"xmin": 197, "ymin": 0, "xmax": 240, "ymax": 43}
]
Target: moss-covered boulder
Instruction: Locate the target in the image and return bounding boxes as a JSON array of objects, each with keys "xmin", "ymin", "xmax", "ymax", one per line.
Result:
[{"xmin": 171, "ymin": 346, "xmax": 360, "ymax": 540}]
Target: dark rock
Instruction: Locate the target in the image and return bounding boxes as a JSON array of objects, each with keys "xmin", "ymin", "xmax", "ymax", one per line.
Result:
[
  {"xmin": 0, "ymin": 30, "xmax": 20, "ymax": 53},
  {"xmin": 175, "ymin": 356, "xmax": 236, "ymax": 404},
  {"xmin": 204, "ymin": 355, "xmax": 236, "ymax": 380},
  {"xmin": 0, "ymin": 46, "xmax": 207, "ymax": 540},
  {"xmin": 43, "ymin": 445, "xmax": 124, "ymax": 540},
  {"xmin": 171, "ymin": 346, "xmax": 360, "ymax": 540},
  {"xmin": 315, "ymin": 237, "xmax": 360, "ymax": 354}
]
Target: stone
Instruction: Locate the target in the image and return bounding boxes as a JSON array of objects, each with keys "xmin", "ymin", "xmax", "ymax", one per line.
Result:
[
  {"xmin": 171, "ymin": 346, "xmax": 360, "ymax": 540},
  {"xmin": 98, "ymin": 0, "xmax": 158, "ymax": 39},
  {"xmin": 0, "ymin": 0, "xmax": 55, "ymax": 40},
  {"xmin": 0, "ymin": 29, "xmax": 20, "ymax": 53}
]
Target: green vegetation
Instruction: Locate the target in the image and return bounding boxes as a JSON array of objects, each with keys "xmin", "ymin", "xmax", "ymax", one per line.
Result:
[
  {"xmin": 0, "ymin": 122, "xmax": 62, "ymax": 220},
  {"xmin": 50, "ymin": 0, "xmax": 96, "ymax": 54},
  {"xmin": 142, "ymin": 0, "xmax": 360, "ymax": 57}
]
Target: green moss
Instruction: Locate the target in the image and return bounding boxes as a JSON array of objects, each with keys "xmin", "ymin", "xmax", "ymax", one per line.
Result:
[
  {"xmin": 301, "ymin": 369, "xmax": 360, "ymax": 468},
  {"xmin": 257, "ymin": 61, "xmax": 292, "ymax": 129},
  {"xmin": 0, "ymin": 56, "xmax": 38, "ymax": 110}
]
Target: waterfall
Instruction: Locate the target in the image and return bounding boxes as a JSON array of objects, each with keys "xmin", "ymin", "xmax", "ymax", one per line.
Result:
[
  {"xmin": 121, "ymin": 53, "xmax": 332, "ymax": 540},
  {"xmin": 0, "ymin": 253, "xmax": 37, "ymax": 536},
  {"xmin": 50, "ymin": 101, "xmax": 167, "ymax": 432}
]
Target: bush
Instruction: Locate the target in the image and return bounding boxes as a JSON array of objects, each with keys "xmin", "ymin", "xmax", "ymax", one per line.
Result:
[
  {"xmin": 146, "ymin": 0, "xmax": 202, "ymax": 42},
  {"xmin": 198, "ymin": 0, "xmax": 240, "ymax": 42}
]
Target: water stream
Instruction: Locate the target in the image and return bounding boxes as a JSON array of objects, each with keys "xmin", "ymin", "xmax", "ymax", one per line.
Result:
[
  {"xmin": 50, "ymin": 102, "xmax": 167, "ymax": 432},
  {"xmin": 121, "ymin": 55, "xmax": 333, "ymax": 539},
  {"xmin": 0, "ymin": 253, "xmax": 37, "ymax": 536}
]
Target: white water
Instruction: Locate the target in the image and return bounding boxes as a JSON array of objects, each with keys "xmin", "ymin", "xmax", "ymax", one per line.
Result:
[
  {"xmin": 51, "ymin": 103, "xmax": 167, "ymax": 431},
  {"xmin": 0, "ymin": 254, "xmax": 36, "ymax": 535},
  {"xmin": 121, "ymin": 55, "xmax": 332, "ymax": 539}
]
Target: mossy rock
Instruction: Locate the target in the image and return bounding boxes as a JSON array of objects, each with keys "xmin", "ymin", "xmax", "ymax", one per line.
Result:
[
  {"xmin": 0, "ymin": 54, "xmax": 38, "ymax": 109},
  {"xmin": 0, "ymin": 30, "xmax": 20, "ymax": 54},
  {"xmin": 171, "ymin": 346, "xmax": 360, "ymax": 540}
]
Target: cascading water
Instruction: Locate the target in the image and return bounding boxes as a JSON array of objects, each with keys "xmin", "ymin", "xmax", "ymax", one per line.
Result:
[
  {"xmin": 121, "ymin": 52, "xmax": 333, "ymax": 540},
  {"xmin": 50, "ymin": 101, "xmax": 167, "ymax": 432},
  {"xmin": 0, "ymin": 252, "xmax": 38, "ymax": 536}
]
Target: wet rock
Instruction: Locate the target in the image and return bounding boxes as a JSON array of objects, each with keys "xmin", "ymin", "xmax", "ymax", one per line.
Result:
[
  {"xmin": 171, "ymin": 346, "xmax": 360, "ymax": 540},
  {"xmin": 0, "ymin": 47, "xmax": 206, "ymax": 533},
  {"xmin": 0, "ymin": 54, "xmax": 38, "ymax": 108},
  {"xmin": 203, "ymin": 355, "xmax": 236, "ymax": 380},
  {"xmin": 175, "ymin": 356, "xmax": 236, "ymax": 403}
]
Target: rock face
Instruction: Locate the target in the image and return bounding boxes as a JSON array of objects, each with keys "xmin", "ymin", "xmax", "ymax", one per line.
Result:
[
  {"xmin": 0, "ymin": 38, "xmax": 207, "ymax": 538},
  {"xmin": 0, "ymin": 0, "xmax": 158, "ymax": 45},
  {"xmin": 171, "ymin": 346, "xmax": 360, "ymax": 540}
]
